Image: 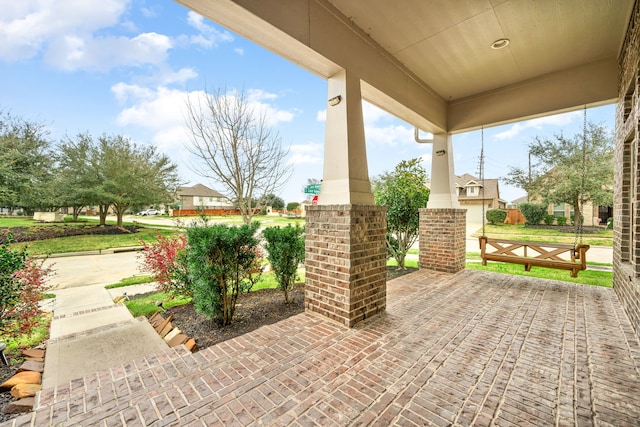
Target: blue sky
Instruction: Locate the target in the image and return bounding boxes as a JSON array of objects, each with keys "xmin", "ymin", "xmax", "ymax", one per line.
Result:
[{"xmin": 0, "ymin": 0, "xmax": 616, "ymax": 204}]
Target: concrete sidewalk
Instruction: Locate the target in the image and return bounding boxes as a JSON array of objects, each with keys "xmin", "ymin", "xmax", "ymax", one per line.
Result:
[{"xmin": 41, "ymin": 257, "xmax": 167, "ymax": 390}]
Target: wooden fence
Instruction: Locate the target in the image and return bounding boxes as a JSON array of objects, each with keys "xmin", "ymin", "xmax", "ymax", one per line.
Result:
[{"xmin": 504, "ymin": 208, "xmax": 526, "ymax": 224}]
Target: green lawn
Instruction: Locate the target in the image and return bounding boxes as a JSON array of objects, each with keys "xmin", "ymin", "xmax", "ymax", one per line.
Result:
[
  {"xmin": 387, "ymin": 258, "xmax": 611, "ymax": 287},
  {"xmin": 466, "ymin": 261, "xmax": 612, "ymax": 288},
  {"xmin": 124, "ymin": 292, "xmax": 192, "ymax": 318},
  {"xmin": 474, "ymin": 224, "xmax": 613, "ymax": 246},
  {"xmin": 0, "ymin": 217, "xmax": 42, "ymax": 227},
  {"xmin": 105, "ymin": 275, "xmax": 154, "ymax": 289},
  {"xmin": 10, "ymin": 227, "xmax": 180, "ymax": 255},
  {"xmin": 170, "ymin": 214, "xmax": 305, "ymax": 227}
]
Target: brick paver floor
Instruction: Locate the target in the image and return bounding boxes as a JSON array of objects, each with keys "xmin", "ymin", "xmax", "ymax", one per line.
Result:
[{"xmin": 4, "ymin": 269, "xmax": 640, "ymax": 426}]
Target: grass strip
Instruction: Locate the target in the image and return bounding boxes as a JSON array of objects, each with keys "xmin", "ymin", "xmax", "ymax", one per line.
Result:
[
  {"xmin": 10, "ymin": 227, "xmax": 180, "ymax": 255},
  {"xmin": 105, "ymin": 275, "xmax": 155, "ymax": 289}
]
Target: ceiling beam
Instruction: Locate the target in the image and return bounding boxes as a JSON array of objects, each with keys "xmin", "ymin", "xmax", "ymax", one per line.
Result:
[
  {"xmin": 447, "ymin": 57, "xmax": 619, "ymax": 133},
  {"xmin": 176, "ymin": 0, "xmax": 448, "ymax": 133}
]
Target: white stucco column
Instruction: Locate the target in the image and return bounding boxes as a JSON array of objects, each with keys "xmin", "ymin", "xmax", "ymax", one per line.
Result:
[
  {"xmin": 320, "ymin": 69, "xmax": 374, "ymax": 205},
  {"xmin": 428, "ymin": 133, "xmax": 460, "ymax": 209}
]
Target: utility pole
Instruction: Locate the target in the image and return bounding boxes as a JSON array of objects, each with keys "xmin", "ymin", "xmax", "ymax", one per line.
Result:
[{"xmin": 527, "ymin": 150, "xmax": 531, "ymax": 202}]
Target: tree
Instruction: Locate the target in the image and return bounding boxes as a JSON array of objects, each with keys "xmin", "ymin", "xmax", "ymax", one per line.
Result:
[
  {"xmin": 185, "ymin": 87, "xmax": 292, "ymax": 224},
  {"xmin": 286, "ymin": 202, "xmax": 300, "ymax": 212},
  {"xmin": 505, "ymin": 122, "xmax": 613, "ymax": 226},
  {"xmin": 0, "ymin": 111, "xmax": 55, "ymax": 212},
  {"xmin": 97, "ymin": 134, "xmax": 181, "ymax": 227},
  {"xmin": 55, "ymin": 133, "xmax": 102, "ymax": 221},
  {"xmin": 259, "ymin": 193, "xmax": 285, "ymax": 210},
  {"xmin": 373, "ymin": 158, "xmax": 430, "ymax": 270}
]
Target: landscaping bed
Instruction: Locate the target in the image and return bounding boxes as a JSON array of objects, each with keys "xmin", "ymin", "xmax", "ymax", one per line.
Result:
[
  {"xmin": 0, "ymin": 225, "xmax": 140, "ymax": 244},
  {"xmin": 165, "ymin": 266, "xmax": 418, "ymax": 350}
]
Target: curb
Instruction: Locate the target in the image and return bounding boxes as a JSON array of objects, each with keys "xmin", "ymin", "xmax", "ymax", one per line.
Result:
[{"xmin": 34, "ymin": 246, "xmax": 144, "ymax": 259}]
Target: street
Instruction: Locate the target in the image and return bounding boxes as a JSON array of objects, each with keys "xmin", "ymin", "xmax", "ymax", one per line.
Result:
[{"xmin": 42, "ymin": 251, "xmax": 144, "ymax": 289}]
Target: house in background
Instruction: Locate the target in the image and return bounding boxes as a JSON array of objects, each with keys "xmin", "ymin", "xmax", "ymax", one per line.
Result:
[
  {"xmin": 454, "ymin": 173, "xmax": 507, "ymax": 223},
  {"xmin": 510, "ymin": 195, "xmax": 613, "ymax": 227},
  {"xmin": 546, "ymin": 202, "xmax": 612, "ymax": 226},
  {"xmin": 175, "ymin": 184, "xmax": 233, "ymax": 210}
]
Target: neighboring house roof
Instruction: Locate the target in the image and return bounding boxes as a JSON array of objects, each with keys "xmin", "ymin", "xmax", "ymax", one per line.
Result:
[
  {"xmin": 176, "ymin": 184, "xmax": 228, "ymax": 199},
  {"xmin": 455, "ymin": 173, "xmax": 505, "ymax": 203},
  {"xmin": 510, "ymin": 195, "xmax": 528, "ymax": 205}
]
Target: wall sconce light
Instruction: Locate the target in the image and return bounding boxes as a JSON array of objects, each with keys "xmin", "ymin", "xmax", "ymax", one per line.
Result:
[
  {"xmin": 435, "ymin": 149, "xmax": 446, "ymax": 156},
  {"xmin": 328, "ymin": 95, "xmax": 342, "ymax": 106}
]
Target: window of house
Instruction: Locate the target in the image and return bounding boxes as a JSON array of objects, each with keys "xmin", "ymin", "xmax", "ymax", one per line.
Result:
[
  {"xmin": 468, "ymin": 187, "xmax": 476, "ymax": 195},
  {"xmin": 553, "ymin": 204, "xmax": 565, "ymax": 217}
]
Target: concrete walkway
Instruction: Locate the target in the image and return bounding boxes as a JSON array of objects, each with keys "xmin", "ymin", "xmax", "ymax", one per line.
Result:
[{"xmin": 38, "ymin": 251, "xmax": 168, "ymax": 390}]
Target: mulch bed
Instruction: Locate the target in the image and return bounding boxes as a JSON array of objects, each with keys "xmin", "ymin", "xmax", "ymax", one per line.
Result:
[
  {"xmin": 167, "ymin": 266, "xmax": 418, "ymax": 350},
  {"xmin": 0, "ymin": 360, "xmax": 20, "ymax": 423},
  {"xmin": 0, "ymin": 224, "xmax": 140, "ymax": 245}
]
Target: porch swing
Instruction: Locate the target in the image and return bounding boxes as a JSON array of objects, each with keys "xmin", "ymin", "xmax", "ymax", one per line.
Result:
[{"xmin": 478, "ymin": 108, "xmax": 590, "ymax": 278}]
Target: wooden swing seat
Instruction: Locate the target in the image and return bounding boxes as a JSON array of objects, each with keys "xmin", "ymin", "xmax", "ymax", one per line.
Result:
[{"xmin": 479, "ymin": 236, "xmax": 590, "ymax": 278}]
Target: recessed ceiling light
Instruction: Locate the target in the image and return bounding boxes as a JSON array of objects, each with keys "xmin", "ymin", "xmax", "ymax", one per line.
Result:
[{"xmin": 491, "ymin": 38, "xmax": 510, "ymax": 49}]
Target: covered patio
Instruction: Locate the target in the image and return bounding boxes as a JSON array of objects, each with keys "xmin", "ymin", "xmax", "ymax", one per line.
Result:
[
  {"xmin": 8, "ymin": 269, "xmax": 640, "ymax": 425},
  {"xmin": 5, "ymin": 0, "xmax": 640, "ymax": 424}
]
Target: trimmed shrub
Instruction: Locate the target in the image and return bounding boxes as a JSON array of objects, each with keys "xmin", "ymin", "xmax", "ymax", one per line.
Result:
[
  {"xmin": 607, "ymin": 217, "xmax": 613, "ymax": 229},
  {"xmin": 557, "ymin": 216, "xmax": 568, "ymax": 226},
  {"xmin": 544, "ymin": 214, "xmax": 555, "ymax": 225},
  {"xmin": 519, "ymin": 203, "xmax": 547, "ymax": 226},
  {"xmin": 186, "ymin": 222, "xmax": 261, "ymax": 326},
  {"xmin": 486, "ymin": 209, "xmax": 507, "ymax": 225},
  {"xmin": 262, "ymin": 224, "xmax": 305, "ymax": 303},
  {"xmin": 570, "ymin": 214, "xmax": 585, "ymax": 226},
  {"xmin": 0, "ymin": 236, "xmax": 27, "ymax": 331}
]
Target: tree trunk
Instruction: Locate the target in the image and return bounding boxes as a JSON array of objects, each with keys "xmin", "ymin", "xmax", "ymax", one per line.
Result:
[
  {"xmin": 98, "ymin": 205, "xmax": 109, "ymax": 226},
  {"xmin": 72, "ymin": 206, "xmax": 81, "ymax": 221},
  {"xmin": 573, "ymin": 198, "xmax": 582, "ymax": 228}
]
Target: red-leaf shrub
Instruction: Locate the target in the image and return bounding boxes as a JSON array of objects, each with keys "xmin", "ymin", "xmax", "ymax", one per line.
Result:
[
  {"xmin": 6, "ymin": 258, "xmax": 54, "ymax": 334},
  {"xmin": 139, "ymin": 233, "xmax": 189, "ymax": 296}
]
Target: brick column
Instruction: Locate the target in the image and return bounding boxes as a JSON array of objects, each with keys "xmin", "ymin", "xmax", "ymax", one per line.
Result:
[
  {"xmin": 419, "ymin": 208, "xmax": 466, "ymax": 273},
  {"xmin": 305, "ymin": 204, "xmax": 387, "ymax": 327}
]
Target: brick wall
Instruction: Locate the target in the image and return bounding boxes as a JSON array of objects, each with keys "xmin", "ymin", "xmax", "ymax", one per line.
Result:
[
  {"xmin": 419, "ymin": 208, "xmax": 466, "ymax": 273},
  {"xmin": 614, "ymin": 0, "xmax": 640, "ymax": 340},
  {"xmin": 305, "ymin": 204, "xmax": 387, "ymax": 327}
]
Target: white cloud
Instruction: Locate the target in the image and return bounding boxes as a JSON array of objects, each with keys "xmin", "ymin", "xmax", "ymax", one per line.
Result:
[
  {"xmin": 363, "ymin": 102, "xmax": 413, "ymax": 146},
  {"xmin": 234, "ymin": 48, "xmax": 244, "ymax": 56},
  {"xmin": 495, "ymin": 111, "xmax": 581, "ymax": 140},
  {"xmin": 114, "ymin": 84, "xmax": 299, "ymax": 150},
  {"xmin": 288, "ymin": 143, "xmax": 323, "ymax": 165},
  {"xmin": 158, "ymin": 67, "xmax": 198, "ymax": 85},
  {"xmin": 316, "ymin": 102, "xmax": 413, "ymax": 146},
  {"xmin": 0, "ymin": 2, "xmax": 233, "ymax": 73},
  {"xmin": 0, "ymin": 0, "xmax": 129, "ymax": 62},
  {"xmin": 116, "ymin": 86, "xmax": 187, "ymax": 132},
  {"xmin": 186, "ymin": 11, "xmax": 233, "ymax": 48},
  {"xmin": 46, "ymin": 32, "xmax": 172, "ymax": 71}
]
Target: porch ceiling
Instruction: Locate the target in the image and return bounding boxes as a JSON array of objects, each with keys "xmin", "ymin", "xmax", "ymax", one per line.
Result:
[{"xmin": 176, "ymin": 0, "xmax": 634, "ymax": 133}]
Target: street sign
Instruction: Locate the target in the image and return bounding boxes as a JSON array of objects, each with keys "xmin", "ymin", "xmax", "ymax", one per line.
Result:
[
  {"xmin": 312, "ymin": 195, "xmax": 319, "ymax": 205},
  {"xmin": 304, "ymin": 183, "xmax": 322, "ymax": 195}
]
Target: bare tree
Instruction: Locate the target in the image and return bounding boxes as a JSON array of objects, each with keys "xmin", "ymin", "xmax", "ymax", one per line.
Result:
[{"xmin": 184, "ymin": 87, "xmax": 292, "ymax": 224}]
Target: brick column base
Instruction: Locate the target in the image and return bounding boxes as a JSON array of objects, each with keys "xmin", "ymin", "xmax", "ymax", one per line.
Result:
[
  {"xmin": 305, "ymin": 204, "xmax": 387, "ymax": 327},
  {"xmin": 419, "ymin": 208, "xmax": 466, "ymax": 273}
]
